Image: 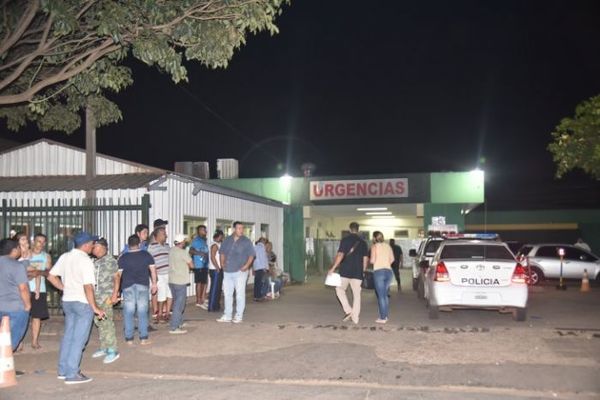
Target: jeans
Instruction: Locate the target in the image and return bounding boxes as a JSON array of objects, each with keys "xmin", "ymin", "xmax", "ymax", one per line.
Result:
[
  {"xmin": 253, "ymin": 269, "xmax": 266, "ymax": 300},
  {"xmin": 58, "ymin": 301, "xmax": 94, "ymax": 378},
  {"xmin": 0, "ymin": 310, "xmax": 29, "ymax": 351},
  {"xmin": 223, "ymin": 270, "xmax": 248, "ymax": 320},
  {"xmin": 374, "ymin": 269, "xmax": 394, "ymax": 319},
  {"xmin": 208, "ymin": 269, "xmax": 223, "ymax": 312},
  {"xmin": 122, "ymin": 284, "xmax": 149, "ymax": 340},
  {"xmin": 169, "ymin": 284, "xmax": 187, "ymax": 330}
]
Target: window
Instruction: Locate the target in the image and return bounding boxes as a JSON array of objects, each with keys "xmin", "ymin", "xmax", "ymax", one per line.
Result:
[
  {"xmin": 216, "ymin": 219, "xmax": 233, "ymax": 236},
  {"xmin": 516, "ymin": 245, "xmax": 533, "ymax": 258},
  {"xmin": 394, "ymin": 230, "xmax": 409, "ymax": 238},
  {"xmin": 441, "ymin": 244, "xmax": 514, "ymax": 260},
  {"xmin": 536, "ymin": 246, "xmax": 560, "ymax": 259},
  {"xmin": 183, "ymin": 216, "xmax": 206, "ymax": 241},
  {"xmin": 261, "ymin": 223, "xmax": 270, "ymax": 239},
  {"xmin": 424, "ymin": 240, "xmax": 442, "ymax": 255},
  {"xmin": 564, "ymin": 247, "xmax": 597, "ymax": 262}
]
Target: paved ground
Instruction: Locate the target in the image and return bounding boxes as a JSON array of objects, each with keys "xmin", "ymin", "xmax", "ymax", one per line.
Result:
[{"xmin": 3, "ymin": 271, "xmax": 600, "ymax": 399}]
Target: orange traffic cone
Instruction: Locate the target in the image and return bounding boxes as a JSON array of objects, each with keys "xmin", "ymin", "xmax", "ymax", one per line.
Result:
[
  {"xmin": 580, "ymin": 269, "xmax": 590, "ymax": 293},
  {"xmin": 0, "ymin": 316, "xmax": 17, "ymax": 388}
]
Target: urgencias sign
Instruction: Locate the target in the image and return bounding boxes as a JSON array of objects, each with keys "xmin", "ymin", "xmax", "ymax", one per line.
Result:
[{"xmin": 310, "ymin": 178, "xmax": 409, "ymax": 201}]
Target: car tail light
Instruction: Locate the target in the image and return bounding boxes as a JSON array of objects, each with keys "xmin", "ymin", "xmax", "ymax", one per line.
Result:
[
  {"xmin": 435, "ymin": 262, "xmax": 450, "ymax": 282},
  {"xmin": 512, "ymin": 263, "xmax": 527, "ymax": 284}
]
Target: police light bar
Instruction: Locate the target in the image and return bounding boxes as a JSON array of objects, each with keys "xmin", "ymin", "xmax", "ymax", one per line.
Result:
[{"xmin": 443, "ymin": 233, "xmax": 499, "ymax": 240}]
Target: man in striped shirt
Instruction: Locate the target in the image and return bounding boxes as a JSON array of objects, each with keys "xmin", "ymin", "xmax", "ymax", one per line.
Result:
[{"xmin": 147, "ymin": 227, "xmax": 171, "ymax": 323}]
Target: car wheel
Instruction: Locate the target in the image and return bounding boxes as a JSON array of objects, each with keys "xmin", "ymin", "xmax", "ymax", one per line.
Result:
[
  {"xmin": 513, "ymin": 307, "xmax": 527, "ymax": 322},
  {"xmin": 528, "ymin": 266, "xmax": 544, "ymax": 286},
  {"xmin": 412, "ymin": 278, "xmax": 418, "ymax": 291},
  {"xmin": 417, "ymin": 275, "xmax": 425, "ymax": 300},
  {"xmin": 428, "ymin": 305, "xmax": 439, "ymax": 319}
]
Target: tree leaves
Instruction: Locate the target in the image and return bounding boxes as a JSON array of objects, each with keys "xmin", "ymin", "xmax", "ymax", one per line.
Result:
[{"xmin": 548, "ymin": 95, "xmax": 600, "ymax": 179}]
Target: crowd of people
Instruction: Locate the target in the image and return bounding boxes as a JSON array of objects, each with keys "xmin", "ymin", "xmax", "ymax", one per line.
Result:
[{"xmin": 0, "ymin": 219, "xmax": 284, "ymax": 385}]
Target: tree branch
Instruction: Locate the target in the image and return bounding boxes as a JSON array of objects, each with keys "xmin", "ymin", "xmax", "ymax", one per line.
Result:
[{"xmin": 0, "ymin": 0, "xmax": 39, "ymax": 56}]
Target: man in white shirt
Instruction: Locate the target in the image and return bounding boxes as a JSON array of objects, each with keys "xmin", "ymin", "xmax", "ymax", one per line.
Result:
[
  {"xmin": 574, "ymin": 238, "xmax": 592, "ymax": 253},
  {"xmin": 47, "ymin": 232, "xmax": 106, "ymax": 385}
]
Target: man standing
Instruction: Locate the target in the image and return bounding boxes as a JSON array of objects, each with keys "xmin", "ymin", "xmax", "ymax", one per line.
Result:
[
  {"xmin": 328, "ymin": 222, "xmax": 369, "ymax": 324},
  {"xmin": 121, "ymin": 224, "xmax": 149, "ymax": 254},
  {"xmin": 189, "ymin": 225, "xmax": 209, "ymax": 309},
  {"xmin": 207, "ymin": 230, "xmax": 224, "ymax": 312},
  {"xmin": 168, "ymin": 234, "xmax": 194, "ymax": 334},
  {"xmin": 113, "ymin": 235, "xmax": 157, "ymax": 345},
  {"xmin": 47, "ymin": 232, "xmax": 106, "ymax": 384},
  {"xmin": 389, "ymin": 239, "xmax": 403, "ymax": 291},
  {"xmin": 253, "ymin": 238, "xmax": 269, "ymax": 301},
  {"xmin": 147, "ymin": 227, "xmax": 171, "ymax": 323},
  {"xmin": 0, "ymin": 239, "xmax": 31, "ymax": 357},
  {"xmin": 91, "ymin": 238, "xmax": 120, "ymax": 364},
  {"xmin": 217, "ymin": 222, "xmax": 255, "ymax": 324}
]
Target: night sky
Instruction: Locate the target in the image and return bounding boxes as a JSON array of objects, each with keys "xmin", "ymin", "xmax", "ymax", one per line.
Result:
[{"xmin": 2, "ymin": 0, "xmax": 600, "ymax": 209}]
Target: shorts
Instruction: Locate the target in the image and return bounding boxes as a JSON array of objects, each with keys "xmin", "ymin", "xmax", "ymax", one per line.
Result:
[
  {"xmin": 194, "ymin": 268, "xmax": 208, "ymax": 284},
  {"xmin": 30, "ymin": 292, "xmax": 49, "ymax": 320},
  {"xmin": 157, "ymin": 275, "xmax": 172, "ymax": 302}
]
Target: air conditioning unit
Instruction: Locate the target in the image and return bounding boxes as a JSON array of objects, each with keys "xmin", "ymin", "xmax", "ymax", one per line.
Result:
[{"xmin": 216, "ymin": 159, "xmax": 239, "ymax": 179}]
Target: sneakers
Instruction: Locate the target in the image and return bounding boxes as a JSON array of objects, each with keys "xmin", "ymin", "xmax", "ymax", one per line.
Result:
[
  {"xmin": 216, "ymin": 316, "xmax": 232, "ymax": 323},
  {"xmin": 199, "ymin": 303, "xmax": 208, "ymax": 310},
  {"xmin": 92, "ymin": 349, "xmax": 107, "ymax": 359},
  {"xmin": 140, "ymin": 339, "xmax": 152, "ymax": 345},
  {"xmin": 342, "ymin": 313, "xmax": 352, "ymax": 322},
  {"xmin": 375, "ymin": 318, "xmax": 387, "ymax": 324},
  {"xmin": 126, "ymin": 340, "xmax": 134, "ymax": 346},
  {"xmin": 103, "ymin": 351, "xmax": 120, "ymax": 364},
  {"xmin": 169, "ymin": 328, "xmax": 187, "ymax": 334},
  {"xmin": 232, "ymin": 318, "xmax": 243, "ymax": 324},
  {"xmin": 57, "ymin": 375, "xmax": 66, "ymax": 380},
  {"xmin": 65, "ymin": 373, "xmax": 93, "ymax": 385}
]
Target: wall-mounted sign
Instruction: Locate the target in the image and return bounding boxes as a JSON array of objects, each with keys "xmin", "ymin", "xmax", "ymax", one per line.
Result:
[{"xmin": 310, "ymin": 178, "xmax": 408, "ymax": 201}]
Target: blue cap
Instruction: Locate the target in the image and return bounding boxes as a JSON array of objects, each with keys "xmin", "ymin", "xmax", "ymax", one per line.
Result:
[{"xmin": 74, "ymin": 231, "xmax": 99, "ymax": 247}]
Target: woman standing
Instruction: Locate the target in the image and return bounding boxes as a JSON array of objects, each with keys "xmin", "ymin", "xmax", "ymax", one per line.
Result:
[
  {"xmin": 370, "ymin": 231, "xmax": 395, "ymax": 324},
  {"xmin": 28, "ymin": 234, "xmax": 51, "ymax": 349}
]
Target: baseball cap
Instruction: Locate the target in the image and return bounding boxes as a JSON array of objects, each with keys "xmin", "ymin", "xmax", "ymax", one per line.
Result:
[
  {"xmin": 95, "ymin": 237, "xmax": 108, "ymax": 247},
  {"xmin": 74, "ymin": 231, "xmax": 99, "ymax": 247},
  {"xmin": 173, "ymin": 234, "xmax": 187, "ymax": 244},
  {"xmin": 153, "ymin": 218, "xmax": 168, "ymax": 228}
]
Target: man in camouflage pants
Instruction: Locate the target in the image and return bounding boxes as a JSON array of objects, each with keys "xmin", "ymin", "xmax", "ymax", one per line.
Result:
[{"xmin": 91, "ymin": 238, "xmax": 120, "ymax": 364}]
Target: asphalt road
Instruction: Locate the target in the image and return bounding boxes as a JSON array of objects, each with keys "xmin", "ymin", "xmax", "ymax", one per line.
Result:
[{"xmin": 3, "ymin": 271, "xmax": 600, "ymax": 400}]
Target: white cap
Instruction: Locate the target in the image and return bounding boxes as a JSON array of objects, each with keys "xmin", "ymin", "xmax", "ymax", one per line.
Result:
[{"xmin": 174, "ymin": 233, "xmax": 188, "ymax": 244}]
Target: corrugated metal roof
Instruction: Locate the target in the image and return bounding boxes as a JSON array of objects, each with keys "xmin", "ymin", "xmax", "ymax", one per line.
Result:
[{"xmin": 0, "ymin": 174, "xmax": 162, "ymax": 192}]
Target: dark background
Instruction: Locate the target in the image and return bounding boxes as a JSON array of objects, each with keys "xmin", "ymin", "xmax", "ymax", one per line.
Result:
[{"xmin": 2, "ymin": 0, "xmax": 600, "ymax": 210}]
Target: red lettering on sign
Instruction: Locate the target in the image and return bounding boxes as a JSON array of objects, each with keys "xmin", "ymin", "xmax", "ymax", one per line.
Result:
[
  {"xmin": 346, "ymin": 183, "xmax": 356, "ymax": 196},
  {"xmin": 384, "ymin": 182, "xmax": 395, "ymax": 195},
  {"xmin": 335, "ymin": 184, "xmax": 345, "ymax": 196},
  {"xmin": 368, "ymin": 182, "xmax": 378, "ymax": 195},
  {"xmin": 324, "ymin": 184, "xmax": 334, "ymax": 197},
  {"xmin": 357, "ymin": 183, "xmax": 367, "ymax": 196},
  {"xmin": 395, "ymin": 181, "xmax": 405, "ymax": 195},
  {"xmin": 312, "ymin": 184, "xmax": 323, "ymax": 197}
]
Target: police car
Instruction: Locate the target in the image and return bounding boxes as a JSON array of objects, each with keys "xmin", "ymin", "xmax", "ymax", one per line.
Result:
[{"xmin": 423, "ymin": 234, "xmax": 528, "ymax": 321}]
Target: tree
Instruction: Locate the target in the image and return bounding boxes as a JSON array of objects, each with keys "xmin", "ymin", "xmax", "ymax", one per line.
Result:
[
  {"xmin": 0, "ymin": 0, "xmax": 286, "ymax": 133},
  {"xmin": 548, "ymin": 95, "xmax": 600, "ymax": 180}
]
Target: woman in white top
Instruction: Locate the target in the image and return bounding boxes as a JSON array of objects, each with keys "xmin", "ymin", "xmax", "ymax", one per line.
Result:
[
  {"xmin": 207, "ymin": 230, "xmax": 224, "ymax": 312},
  {"xmin": 370, "ymin": 231, "xmax": 395, "ymax": 324}
]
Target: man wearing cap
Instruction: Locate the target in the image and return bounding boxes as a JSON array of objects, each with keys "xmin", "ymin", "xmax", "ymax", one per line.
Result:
[
  {"xmin": 168, "ymin": 234, "xmax": 194, "ymax": 334},
  {"xmin": 218, "ymin": 222, "xmax": 256, "ymax": 324},
  {"xmin": 91, "ymin": 238, "xmax": 120, "ymax": 364},
  {"xmin": 47, "ymin": 232, "xmax": 106, "ymax": 385}
]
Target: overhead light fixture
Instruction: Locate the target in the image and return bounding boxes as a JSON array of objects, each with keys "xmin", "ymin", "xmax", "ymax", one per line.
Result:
[
  {"xmin": 371, "ymin": 215, "xmax": 395, "ymax": 219},
  {"xmin": 356, "ymin": 207, "xmax": 388, "ymax": 211},
  {"xmin": 365, "ymin": 211, "xmax": 392, "ymax": 215}
]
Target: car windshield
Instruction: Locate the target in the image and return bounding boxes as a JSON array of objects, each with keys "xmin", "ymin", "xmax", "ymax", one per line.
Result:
[
  {"xmin": 441, "ymin": 244, "xmax": 515, "ymax": 260},
  {"xmin": 424, "ymin": 240, "xmax": 442, "ymax": 254}
]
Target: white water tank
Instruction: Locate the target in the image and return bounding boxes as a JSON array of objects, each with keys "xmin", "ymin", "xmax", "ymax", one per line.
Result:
[{"xmin": 216, "ymin": 158, "xmax": 239, "ymax": 179}]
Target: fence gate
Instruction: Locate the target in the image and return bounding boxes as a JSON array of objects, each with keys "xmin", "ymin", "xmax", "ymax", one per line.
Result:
[{"xmin": 0, "ymin": 195, "xmax": 150, "ymax": 312}]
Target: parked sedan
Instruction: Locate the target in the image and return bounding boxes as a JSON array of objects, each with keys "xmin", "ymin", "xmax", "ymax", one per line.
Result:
[{"xmin": 516, "ymin": 244, "xmax": 600, "ymax": 285}]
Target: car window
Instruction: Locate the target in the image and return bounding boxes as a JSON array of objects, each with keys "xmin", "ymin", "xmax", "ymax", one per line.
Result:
[
  {"xmin": 516, "ymin": 245, "xmax": 533, "ymax": 258},
  {"xmin": 564, "ymin": 247, "xmax": 597, "ymax": 262},
  {"xmin": 440, "ymin": 244, "xmax": 514, "ymax": 260},
  {"xmin": 424, "ymin": 240, "xmax": 442, "ymax": 255},
  {"xmin": 535, "ymin": 246, "xmax": 559, "ymax": 259}
]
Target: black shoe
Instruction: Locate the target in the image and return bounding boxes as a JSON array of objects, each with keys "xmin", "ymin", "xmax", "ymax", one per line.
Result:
[
  {"xmin": 148, "ymin": 325, "xmax": 157, "ymax": 332},
  {"xmin": 16, "ymin": 370, "xmax": 25, "ymax": 377}
]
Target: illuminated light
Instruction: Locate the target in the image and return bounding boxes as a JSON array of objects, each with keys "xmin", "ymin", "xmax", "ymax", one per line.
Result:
[
  {"xmin": 279, "ymin": 174, "xmax": 292, "ymax": 188},
  {"xmin": 365, "ymin": 211, "xmax": 392, "ymax": 215},
  {"xmin": 512, "ymin": 263, "xmax": 527, "ymax": 284},
  {"xmin": 356, "ymin": 207, "xmax": 388, "ymax": 211},
  {"xmin": 370, "ymin": 215, "xmax": 395, "ymax": 219},
  {"xmin": 470, "ymin": 168, "xmax": 485, "ymax": 182},
  {"xmin": 435, "ymin": 262, "xmax": 450, "ymax": 282}
]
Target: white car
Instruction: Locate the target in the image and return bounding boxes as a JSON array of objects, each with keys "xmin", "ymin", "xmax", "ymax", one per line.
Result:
[
  {"xmin": 424, "ymin": 240, "xmax": 528, "ymax": 321},
  {"xmin": 516, "ymin": 244, "xmax": 600, "ymax": 285}
]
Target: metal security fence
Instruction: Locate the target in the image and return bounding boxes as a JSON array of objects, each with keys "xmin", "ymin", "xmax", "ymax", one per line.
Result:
[{"xmin": 0, "ymin": 194, "xmax": 150, "ymax": 311}]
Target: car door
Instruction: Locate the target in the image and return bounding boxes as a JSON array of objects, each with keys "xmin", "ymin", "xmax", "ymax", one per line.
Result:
[
  {"xmin": 533, "ymin": 246, "xmax": 561, "ymax": 278},
  {"xmin": 563, "ymin": 247, "xmax": 598, "ymax": 278}
]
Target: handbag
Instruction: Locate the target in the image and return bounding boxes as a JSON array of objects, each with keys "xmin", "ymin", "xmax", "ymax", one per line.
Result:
[{"xmin": 361, "ymin": 270, "xmax": 375, "ymax": 290}]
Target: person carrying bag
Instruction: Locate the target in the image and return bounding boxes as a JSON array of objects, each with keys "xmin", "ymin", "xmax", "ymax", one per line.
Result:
[{"xmin": 327, "ymin": 222, "xmax": 369, "ymax": 324}]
